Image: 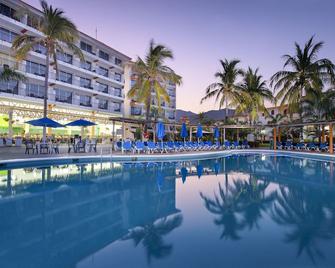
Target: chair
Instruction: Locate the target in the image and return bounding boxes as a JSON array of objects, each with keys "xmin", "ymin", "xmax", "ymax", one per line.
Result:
[
  {"xmin": 294, "ymin": 143, "xmax": 306, "ymax": 150},
  {"xmin": 77, "ymin": 141, "xmax": 86, "ymax": 153},
  {"xmin": 88, "ymin": 139, "xmax": 97, "ymax": 153},
  {"xmin": 318, "ymin": 143, "xmax": 328, "ymax": 152},
  {"xmin": 25, "ymin": 142, "xmax": 35, "ymax": 154},
  {"xmin": 134, "ymin": 141, "xmax": 145, "ymax": 154},
  {"xmin": 276, "ymin": 141, "xmax": 283, "ymax": 150},
  {"xmin": 40, "ymin": 143, "xmax": 49, "ymax": 154},
  {"xmin": 242, "ymin": 140, "xmax": 249, "ymax": 149},
  {"xmin": 122, "ymin": 140, "xmax": 133, "ymax": 153},
  {"xmin": 307, "ymin": 142, "xmax": 317, "ymax": 151},
  {"xmin": 232, "ymin": 141, "xmax": 240, "ymax": 149},
  {"xmin": 6, "ymin": 138, "xmax": 12, "ymax": 146},
  {"xmin": 52, "ymin": 142, "xmax": 60, "ymax": 154},
  {"xmin": 224, "ymin": 141, "xmax": 231, "ymax": 149},
  {"xmin": 147, "ymin": 141, "xmax": 158, "ymax": 153},
  {"xmin": 284, "ymin": 141, "xmax": 293, "ymax": 150}
]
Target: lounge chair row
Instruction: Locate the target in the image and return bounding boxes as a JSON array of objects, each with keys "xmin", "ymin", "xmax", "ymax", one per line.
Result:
[
  {"xmin": 116, "ymin": 140, "xmax": 250, "ymax": 154},
  {"xmin": 276, "ymin": 141, "xmax": 332, "ymax": 152}
]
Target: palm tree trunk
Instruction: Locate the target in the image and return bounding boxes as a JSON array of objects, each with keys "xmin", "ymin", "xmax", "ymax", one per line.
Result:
[
  {"xmin": 144, "ymin": 92, "xmax": 151, "ymax": 134},
  {"xmin": 42, "ymin": 47, "xmax": 50, "ymax": 142},
  {"xmin": 225, "ymin": 99, "xmax": 228, "ymax": 123}
]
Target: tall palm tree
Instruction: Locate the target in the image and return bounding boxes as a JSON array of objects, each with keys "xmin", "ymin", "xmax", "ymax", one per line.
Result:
[
  {"xmin": 237, "ymin": 67, "xmax": 273, "ymax": 123},
  {"xmin": 0, "ymin": 66, "xmax": 26, "ymax": 82},
  {"xmin": 12, "ymin": 0, "xmax": 83, "ymax": 141},
  {"xmin": 127, "ymin": 40, "xmax": 181, "ymax": 132},
  {"xmin": 271, "ymin": 36, "xmax": 335, "ymax": 115},
  {"xmin": 201, "ymin": 59, "xmax": 245, "ymax": 122}
]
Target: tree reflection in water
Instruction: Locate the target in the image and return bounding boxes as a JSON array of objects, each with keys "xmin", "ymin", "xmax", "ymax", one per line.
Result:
[
  {"xmin": 122, "ymin": 213, "xmax": 183, "ymax": 264},
  {"xmin": 272, "ymin": 185, "xmax": 335, "ymax": 264}
]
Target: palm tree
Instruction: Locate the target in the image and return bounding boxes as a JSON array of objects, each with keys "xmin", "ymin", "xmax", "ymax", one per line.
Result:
[
  {"xmin": 271, "ymin": 36, "xmax": 335, "ymax": 116},
  {"xmin": 12, "ymin": 0, "xmax": 83, "ymax": 141},
  {"xmin": 0, "ymin": 66, "xmax": 26, "ymax": 82},
  {"xmin": 237, "ymin": 67, "xmax": 273, "ymax": 123},
  {"xmin": 201, "ymin": 59, "xmax": 245, "ymax": 122},
  {"xmin": 122, "ymin": 214, "xmax": 183, "ymax": 264},
  {"xmin": 127, "ymin": 40, "xmax": 181, "ymax": 132}
]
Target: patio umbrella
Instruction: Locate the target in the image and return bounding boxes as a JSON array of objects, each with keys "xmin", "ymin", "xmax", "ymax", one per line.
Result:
[
  {"xmin": 196, "ymin": 163, "xmax": 203, "ymax": 179},
  {"xmin": 196, "ymin": 124, "xmax": 203, "ymax": 142},
  {"xmin": 66, "ymin": 119, "xmax": 96, "ymax": 127},
  {"xmin": 180, "ymin": 167, "xmax": 188, "ymax": 184},
  {"xmin": 156, "ymin": 122, "xmax": 165, "ymax": 140},
  {"xmin": 66, "ymin": 119, "xmax": 96, "ymax": 137},
  {"xmin": 26, "ymin": 117, "xmax": 64, "ymax": 128},
  {"xmin": 180, "ymin": 123, "xmax": 188, "ymax": 143},
  {"xmin": 214, "ymin": 127, "xmax": 220, "ymax": 140}
]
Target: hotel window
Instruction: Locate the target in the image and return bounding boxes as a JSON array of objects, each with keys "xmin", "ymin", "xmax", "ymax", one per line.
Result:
[
  {"xmin": 80, "ymin": 41, "xmax": 94, "ymax": 54},
  {"xmin": 112, "ymin": 102, "xmax": 121, "ymax": 112},
  {"xmin": 99, "ymin": 50, "xmax": 109, "ymax": 61},
  {"xmin": 0, "ymin": 80, "xmax": 18, "ymax": 94},
  {"xmin": 115, "ymin": 57, "xmax": 122, "ymax": 66},
  {"xmin": 27, "ymin": 15, "xmax": 40, "ymax": 29},
  {"xmin": 96, "ymin": 82, "xmax": 108, "ymax": 93},
  {"xmin": 131, "ymin": 107, "xmax": 142, "ymax": 116},
  {"xmin": 26, "ymin": 83, "xmax": 45, "ymax": 99},
  {"xmin": 98, "ymin": 66, "xmax": 108, "ymax": 77},
  {"xmin": 0, "ymin": 27, "xmax": 17, "ymax": 43},
  {"xmin": 80, "ymin": 77, "xmax": 92, "ymax": 89},
  {"xmin": 114, "ymin": 73, "xmax": 122, "ymax": 82},
  {"xmin": 55, "ymin": 88, "xmax": 72, "ymax": 104},
  {"xmin": 26, "ymin": 61, "xmax": 46, "ymax": 77},
  {"xmin": 114, "ymin": 88, "xmax": 122, "ymax": 97},
  {"xmin": 33, "ymin": 43, "xmax": 46, "ymax": 55},
  {"xmin": 98, "ymin": 99, "xmax": 108, "ymax": 110},
  {"xmin": 79, "ymin": 95, "xmax": 92, "ymax": 107},
  {"xmin": 0, "ymin": 3, "xmax": 17, "ymax": 20},
  {"xmin": 80, "ymin": 60, "xmax": 92, "ymax": 71},
  {"xmin": 56, "ymin": 51, "xmax": 73, "ymax": 64},
  {"xmin": 57, "ymin": 71, "xmax": 72, "ymax": 84}
]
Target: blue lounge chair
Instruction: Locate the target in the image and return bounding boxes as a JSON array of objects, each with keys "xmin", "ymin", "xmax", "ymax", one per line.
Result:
[
  {"xmin": 242, "ymin": 140, "xmax": 249, "ymax": 149},
  {"xmin": 224, "ymin": 141, "xmax": 232, "ymax": 149},
  {"xmin": 307, "ymin": 142, "xmax": 317, "ymax": 151},
  {"xmin": 284, "ymin": 141, "xmax": 293, "ymax": 150},
  {"xmin": 276, "ymin": 141, "xmax": 283, "ymax": 149},
  {"xmin": 232, "ymin": 141, "xmax": 240, "ymax": 149},
  {"xmin": 318, "ymin": 143, "xmax": 328, "ymax": 152},
  {"xmin": 134, "ymin": 141, "xmax": 145, "ymax": 154},
  {"xmin": 294, "ymin": 142, "xmax": 306, "ymax": 150},
  {"xmin": 122, "ymin": 141, "xmax": 133, "ymax": 153},
  {"xmin": 147, "ymin": 141, "xmax": 158, "ymax": 153}
]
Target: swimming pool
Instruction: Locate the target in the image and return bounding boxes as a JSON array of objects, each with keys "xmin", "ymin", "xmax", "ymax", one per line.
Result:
[{"xmin": 0, "ymin": 153, "xmax": 335, "ymax": 267}]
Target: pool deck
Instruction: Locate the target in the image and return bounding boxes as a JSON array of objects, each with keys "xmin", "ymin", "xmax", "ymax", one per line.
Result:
[{"xmin": 0, "ymin": 145, "xmax": 335, "ymax": 167}]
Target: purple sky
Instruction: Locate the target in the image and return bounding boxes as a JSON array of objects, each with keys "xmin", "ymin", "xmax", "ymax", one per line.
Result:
[{"xmin": 25, "ymin": 0, "xmax": 335, "ymax": 113}]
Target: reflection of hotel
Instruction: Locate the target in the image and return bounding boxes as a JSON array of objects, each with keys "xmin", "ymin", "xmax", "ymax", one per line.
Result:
[
  {"xmin": 0, "ymin": 0, "xmax": 130, "ymax": 138},
  {"xmin": 0, "ymin": 162, "xmax": 179, "ymax": 268}
]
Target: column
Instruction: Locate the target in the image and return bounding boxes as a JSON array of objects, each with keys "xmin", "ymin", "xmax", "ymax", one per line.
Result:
[
  {"xmin": 278, "ymin": 127, "xmax": 281, "ymax": 142},
  {"xmin": 329, "ymin": 123, "xmax": 333, "ymax": 154},
  {"xmin": 236, "ymin": 128, "xmax": 239, "ymax": 141},
  {"xmin": 273, "ymin": 127, "xmax": 277, "ymax": 151},
  {"xmin": 223, "ymin": 128, "xmax": 226, "ymax": 142},
  {"xmin": 189, "ymin": 126, "xmax": 192, "ymax": 142},
  {"xmin": 8, "ymin": 110, "xmax": 13, "ymax": 139},
  {"xmin": 321, "ymin": 125, "xmax": 325, "ymax": 143}
]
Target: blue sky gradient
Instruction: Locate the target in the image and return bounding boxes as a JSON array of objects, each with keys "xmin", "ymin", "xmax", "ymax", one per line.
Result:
[{"xmin": 26, "ymin": 0, "xmax": 335, "ymax": 112}]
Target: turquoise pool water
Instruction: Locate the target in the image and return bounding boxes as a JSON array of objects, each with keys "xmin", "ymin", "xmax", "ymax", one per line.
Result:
[{"xmin": 0, "ymin": 154, "xmax": 335, "ymax": 267}]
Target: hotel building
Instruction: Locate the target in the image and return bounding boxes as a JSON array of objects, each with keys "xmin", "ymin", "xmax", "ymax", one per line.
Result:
[{"xmin": 0, "ymin": 0, "xmax": 131, "ymax": 139}]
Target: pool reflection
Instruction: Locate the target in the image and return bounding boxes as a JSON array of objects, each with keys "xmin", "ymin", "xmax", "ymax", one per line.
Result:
[{"xmin": 0, "ymin": 154, "xmax": 334, "ymax": 267}]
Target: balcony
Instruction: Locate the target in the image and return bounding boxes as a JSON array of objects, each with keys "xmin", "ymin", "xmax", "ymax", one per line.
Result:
[
  {"xmin": 80, "ymin": 102, "xmax": 92, "ymax": 107},
  {"xmin": 131, "ymin": 107, "xmax": 142, "ymax": 116},
  {"xmin": 55, "ymin": 97, "xmax": 72, "ymax": 104},
  {"xmin": 98, "ymin": 103, "xmax": 108, "ymax": 110}
]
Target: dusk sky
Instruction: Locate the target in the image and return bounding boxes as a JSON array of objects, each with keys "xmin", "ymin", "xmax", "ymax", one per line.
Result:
[{"xmin": 26, "ymin": 0, "xmax": 335, "ymax": 113}]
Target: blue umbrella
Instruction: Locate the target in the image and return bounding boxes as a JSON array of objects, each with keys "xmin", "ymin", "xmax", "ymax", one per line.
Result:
[
  {"xmin": 213, "ymin": 161, "xmax": 220, "ymax": 175},
  {"xmin": 214, "ymin": 127, "xmax": 220, "ymax": 139},
  {"xmin": 180, "ymin": 167, "xmax": 188, "ymax": 183},
  {"xmin": 66, "ymin": 119, "xmax": 96, "ymax": 127},
  {"xmin": 197, "ymin": 163, "xmax": 203, "ymax": 178},
  {"xmin": 156, "ymin": 122, "xmax": 165, "ymax": 140},
  {"xmin": 26, "ymin": 117, "xmax": 64, "ymax": 128},
  {"xmin": 196, "ymin": 124, "xmax": 203, "ymax": 140},
  {"xmin": 180, "ymin": 123, "xmax": 188, "ymax": 142}
]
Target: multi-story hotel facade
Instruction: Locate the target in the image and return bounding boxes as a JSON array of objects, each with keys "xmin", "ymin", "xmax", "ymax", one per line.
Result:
[{"xmin": 0, "ymin": 0, "xmax": 131, "ymax": 139}]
